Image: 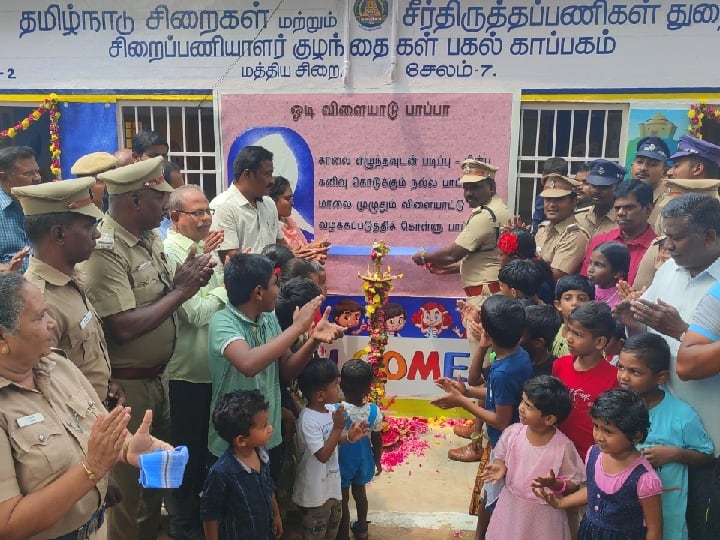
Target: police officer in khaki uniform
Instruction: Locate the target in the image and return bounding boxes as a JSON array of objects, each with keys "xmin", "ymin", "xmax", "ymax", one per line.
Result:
[
  {"xmin": 574, "ymin": 159, "xmax": 625, "ymax": 238},
  {"xmin": 412, "ymin": 159, "xmax": 511, "ymax": 462},
  {"xmin": 412, "ymin": 159, "xmax": 511, "ymax": 313},
  {"xmin": 0, "ymin": 271, "xmax": 173, "ymax": 540},
  {"xmin": 633, "ymin": 177, "xmax": 720, "ymax": 290},
  {"xmin": 535, "ymin": 174, "xmax": 590, "ymax": 281},
  {"xmin": 14, "ymin": 177, "xmax": 111, "ymax": 401},
  {"xmin": 630, "ymin": 137, "xmax": 670, "ymax": 232},
  {"xmin": 652, "ymin": 135, "xmax": 720, "ymax": 233},
  {"xmin": 80, "ymin": 156, "xmax": 214, "ymax": 540}
]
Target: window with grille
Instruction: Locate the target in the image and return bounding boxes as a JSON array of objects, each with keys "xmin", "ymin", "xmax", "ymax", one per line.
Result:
[
  {"xmin": 119, "ymin": 102, "xmax": 219, "ymax": 200},
  {"xmin": 515, "ymin": 104, "xmax": 629, "ymax": 223}
]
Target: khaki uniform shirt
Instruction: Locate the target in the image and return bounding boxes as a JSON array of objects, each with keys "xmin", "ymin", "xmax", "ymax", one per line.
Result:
[
  {"xmin": 574, "ymin": 207, "xmax": 617, "ymax": 238},
  {"xmin": 25, "ymin": 257, "xmax": 111, "ymax": 399},
  {"xmin": 633, "ymin": 241, "xmax": 662, "ymax": 290},
  {"xmin": 0, "ymin": 351, "xmax": 107, "ymax": 539},
  {"xmin": 648, "ymin": 184, "xmax": 668, "ymax": 235},
  {"xmin": 456, "ymin": 195, "xmax": 512, "ymax": 286},
  {"xmin": 535, "ymin": 215, "xmax": 590, "ymax": 275},
  {"xmin": 80, "ymin": 214, "xmax": 176, "ymax": 369}
]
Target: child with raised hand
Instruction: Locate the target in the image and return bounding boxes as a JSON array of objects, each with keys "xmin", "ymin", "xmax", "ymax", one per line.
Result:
[
  {"xmin": 207, "ymin": 254, "xmax": 346, "ymax": 485},
  {"xmin": 482, "ymin": 375, "xmax": 585, "ymax": 540},
  {"xmin": 586, "ymin": 241, "xmax": 630, "ymax": 309},
  {"xmin": 293, "ymin": 357, "xmax": 367, "ymax": 540},
  {"xmin": 617, "ymin": 334, "xmax": 714, "ymax": 540},
  {"xmin": 432, "ymin": 295, "xmax": 533, "ymax": 540},
  {"xmin": 536, "ymin": 389, "xmax": 663, "ymax": 540},
  {"xmin": 552, "ymin": 301, "xmax": 619, "ymax": 459},
  {"xmin": 335, "ymin": 360, "xmax": 384, "ymax": 540},
  {"xmin": 201, "ymin": 389, "xmax": 282, "ymax": 540},
  {"xmin": 552, "ymin": 274, "xmax": 594, "ymax": 358}
]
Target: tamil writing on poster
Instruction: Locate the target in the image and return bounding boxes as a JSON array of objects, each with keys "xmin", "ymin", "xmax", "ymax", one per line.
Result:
[{"xmin": 220, "ymin": 92, "xmax": 513, "ymax": 296}]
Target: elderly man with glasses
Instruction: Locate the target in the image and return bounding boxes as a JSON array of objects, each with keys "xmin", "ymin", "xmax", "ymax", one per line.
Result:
[{"xmin": 163, "ymin": 184, "xmax": 226, "ymax": 540}]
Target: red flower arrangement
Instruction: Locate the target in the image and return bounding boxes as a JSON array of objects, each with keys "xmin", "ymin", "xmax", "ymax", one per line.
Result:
[
  {"xmin": 0, "ymin": 94, "xmax": 61, "ymax": 177},
  {"xmin": 497, "ymin": 231, "xmax": 519, "ymax": 256},
  {"xmin": 688, "ymin": 100, "xmax": 720, "ymax": 140}
]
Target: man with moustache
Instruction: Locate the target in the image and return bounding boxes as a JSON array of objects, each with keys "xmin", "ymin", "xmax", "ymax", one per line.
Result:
[
  {"xmin": 580, "ymin": 180, "xmax": 657, "ymax": 286},
  {"xmin": 15, "ymin": 177, "xmax": 110, "ymax": 399},
  {"xmin": 574, "ymin": 159, "xmax": 625, "ymax": 238},
  {"xmin": 535, "ymin": 174, "xmax": 590, "ymax": 280},
  {"xmin": 411, "ymin": 159, "xmax": 511, "ymax": 313},
  {"xmin": 163, "ymin": 184, "xmax": 226, "ymax": 540},
  {"xmin": 81, "ymin": 156, "xmax": 215, "ymax": 540},
  {"xmin": 411, "ymin": 159, "xmax": 511, "ymax": 462},
  {"xmin": 210, "ymin": 145, "xmax": 284, "ymax": 260},
  {"xmin": 630, "ymin": 136, "xmax": 670, "ymax": 231}
]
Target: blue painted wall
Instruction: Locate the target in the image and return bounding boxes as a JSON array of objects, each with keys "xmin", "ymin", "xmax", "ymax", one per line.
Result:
[{"xmin": 59, "ymin": 102, "xmax": 118, "ymax": 179}]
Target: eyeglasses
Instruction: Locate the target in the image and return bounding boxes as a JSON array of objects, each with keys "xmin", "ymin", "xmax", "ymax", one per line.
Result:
[{"xmin": 176, "ymin": 208, "xmax": 215, "ymax": 217}]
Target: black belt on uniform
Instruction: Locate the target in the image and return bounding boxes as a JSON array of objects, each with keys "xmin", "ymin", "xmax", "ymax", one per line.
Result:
[
  {"xmin": 52, "ymin": 505, "xmax": 105, "ymax": 540},
  {"xmin": 111, "ymin": 365, "xmax": 166, "ymax": 380}
]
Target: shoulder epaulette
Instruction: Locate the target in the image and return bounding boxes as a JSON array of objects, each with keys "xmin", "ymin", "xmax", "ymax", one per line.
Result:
[
  {"xmin": 50, "ymin": 347, "xmax": 68, "ymax": 358},
  {"xmin": 651, "ymin": 235, "xmax": 666, "ymax": 245}
]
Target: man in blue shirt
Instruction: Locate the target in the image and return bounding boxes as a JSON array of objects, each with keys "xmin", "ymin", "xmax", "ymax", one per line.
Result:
[{"xmin": 0, "ymin": 146, "xmax": 39, "ymax": 272}]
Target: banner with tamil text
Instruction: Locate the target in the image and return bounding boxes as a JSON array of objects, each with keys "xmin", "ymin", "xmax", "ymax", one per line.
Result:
[
  {"xmin": 3, "ymin": 1, "xmax": 720, "ymax": 90},
  {"xmin": 220, "ymin": 91, "xmax": 514, "ymax": 296}
]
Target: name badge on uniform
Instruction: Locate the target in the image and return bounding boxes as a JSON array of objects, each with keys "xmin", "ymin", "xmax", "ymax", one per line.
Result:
[
  {"xmin": 17, "ymin": 412, "xmax": 45, "ymax": 427},
  {"xmin": 80, "ymin": 310, "xmax": 93, "ymax": 330},
  {"xmin": 96, "ymin": 229, "xmax": 114, "ymax": 250},
  {"xmin": 136, "ymin": 261, "xmax": 152, "ymax": 271}
]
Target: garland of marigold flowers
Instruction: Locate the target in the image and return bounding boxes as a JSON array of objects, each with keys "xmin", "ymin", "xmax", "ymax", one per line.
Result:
[
  {"xmin": 359, "ymin": 240, "xmax": 402, "ymax": 405},
  {"xmin": 0, "ymin": 94, "xmax": 61, "ymax": 177},
  {"xmin": 688, "ymin": 100, "xmax": 720, "ymax": 140}
]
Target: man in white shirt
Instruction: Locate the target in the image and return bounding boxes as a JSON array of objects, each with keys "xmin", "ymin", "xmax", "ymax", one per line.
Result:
[
  {"xmin": 210, "ymin": 146, "xmax": 284, "ymax": 260},
  {"xmin": 616, "ymin": 193, "xmax": 720, "ymax": 540}
]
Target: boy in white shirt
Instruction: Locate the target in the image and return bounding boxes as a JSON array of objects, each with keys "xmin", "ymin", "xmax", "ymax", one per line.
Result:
[{"xmin": 293, "ymin": 357, "xmax": 367, "ymax": 539}]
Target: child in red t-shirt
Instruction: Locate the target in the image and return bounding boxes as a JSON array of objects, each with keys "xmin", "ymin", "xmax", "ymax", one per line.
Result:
[{"xmin": 551, "ymin": 301, "xmax": 619, "ymax": 460}]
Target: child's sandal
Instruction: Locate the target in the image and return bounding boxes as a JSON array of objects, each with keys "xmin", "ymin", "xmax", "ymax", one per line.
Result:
[{"xmin": 350, "ymin": 521, "xmax": 369, "ymax": 539}]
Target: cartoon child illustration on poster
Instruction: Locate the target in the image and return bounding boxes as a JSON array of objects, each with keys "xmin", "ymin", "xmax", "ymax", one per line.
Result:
[
  {"xmin": 382, "ymin": 302, "xmax": 407, "ymax": 337},
  {"xmin": 332, "ymin": 299, "xmax": 367, "ymax": 335},
  {"xmin": 411, "ymin": 301, "xmax": 454, "ymax": 338}
]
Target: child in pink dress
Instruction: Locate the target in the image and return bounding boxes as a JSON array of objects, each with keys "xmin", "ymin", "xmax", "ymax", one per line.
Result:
[{"xmin": 482, "ymin": 375, "xmax": 586, "ymax": 540}]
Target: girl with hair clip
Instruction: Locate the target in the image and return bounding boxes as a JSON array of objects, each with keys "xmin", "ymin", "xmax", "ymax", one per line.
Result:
[{"xmin": 497, "ymin": 228, "xmax": 554, "ymax": 305}]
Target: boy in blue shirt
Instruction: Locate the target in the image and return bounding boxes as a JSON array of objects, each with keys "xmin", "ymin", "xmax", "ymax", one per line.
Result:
[
  {"xmin": 432, "ymin": 295, "xmax": 533, "ymax": 540},
  {"xmin": 617, "ymin": 334, "xmax": 714, "ymax": 540}
]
